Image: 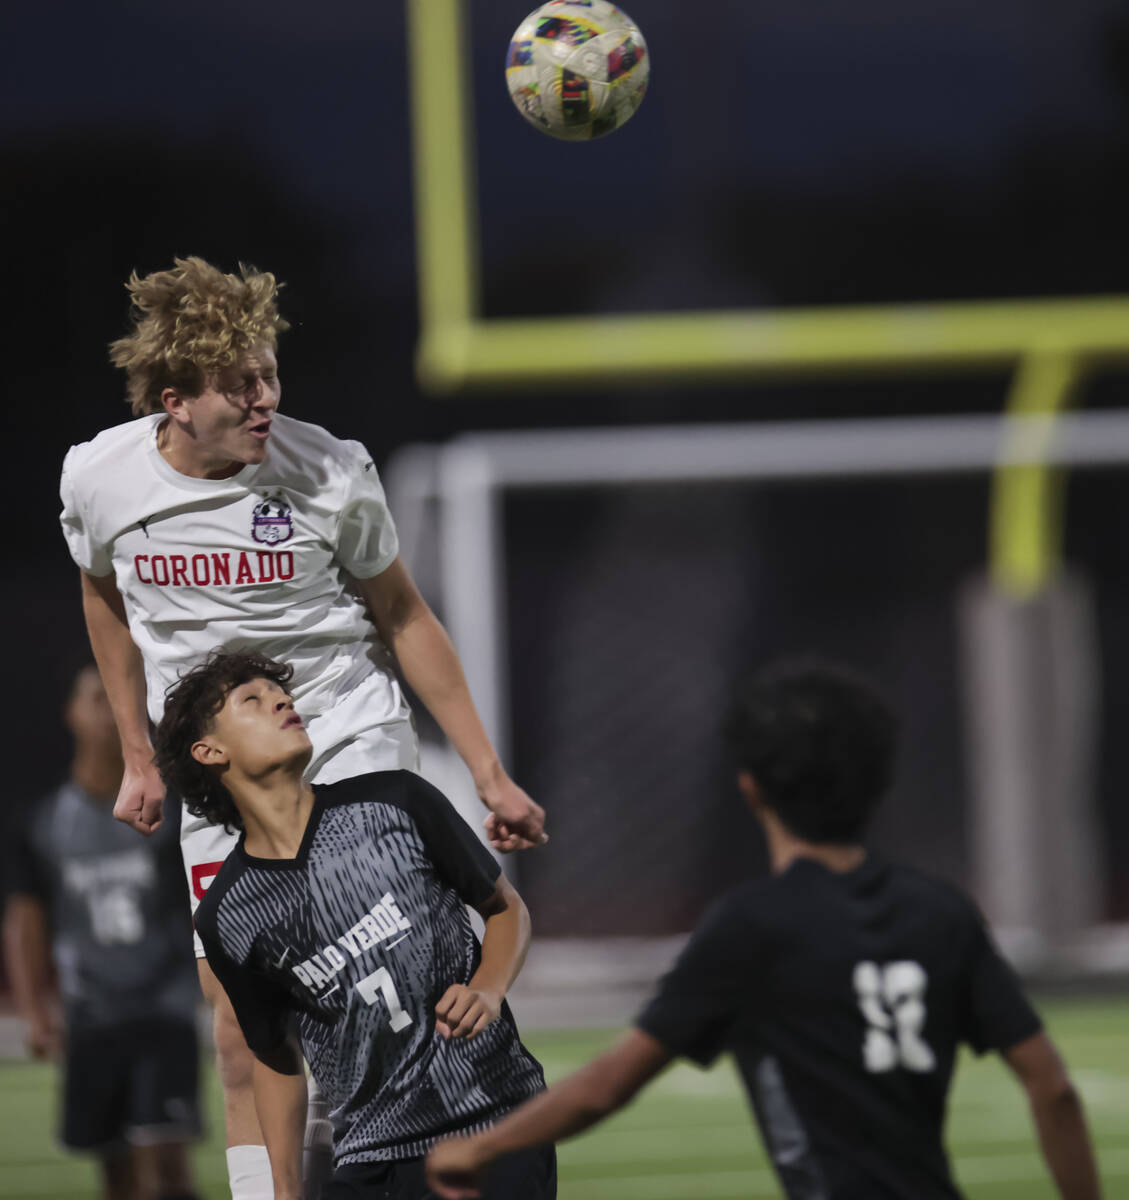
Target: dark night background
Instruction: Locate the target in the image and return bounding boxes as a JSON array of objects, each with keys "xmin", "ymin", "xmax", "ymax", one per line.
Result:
[{"xmin": 4, "ymin": 0, "xmax": 1129, "ymax": 929}]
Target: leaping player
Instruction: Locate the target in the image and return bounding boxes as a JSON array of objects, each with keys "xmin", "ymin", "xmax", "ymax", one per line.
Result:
[{"xmin": 60, "ymin": 256, "xmax": 547, "ymax": 1200}]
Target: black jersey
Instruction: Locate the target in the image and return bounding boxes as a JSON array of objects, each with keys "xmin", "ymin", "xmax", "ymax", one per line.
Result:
[
  {"xmin": 5, "ymin": 782, "xmax": 197, "ymax": 1030},
  {"xmin": 194, "ymin": 770, "xmax": 545, "ymax": 1165},
  {"xmin": 636, "ymin": 856, "xmax": 1042, "ymax": 1200}
]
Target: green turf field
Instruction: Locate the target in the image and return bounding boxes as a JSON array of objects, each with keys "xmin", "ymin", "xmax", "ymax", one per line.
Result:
[{"xmin": 2, "ymin": 998, "xmax": 1127, "ymax": 1199}]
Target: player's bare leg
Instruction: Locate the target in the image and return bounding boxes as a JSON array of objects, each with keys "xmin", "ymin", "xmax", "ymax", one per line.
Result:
[
  {"xmin": 131, "ymin": 1141, "xmax": 198, "ymax": 1200},
  {"xmin": 98, "ymin": 1148, "xmax": 136, "ymax": 1200},
  {"xmin": 198, "ymin": 960, "xmax": 272, "ymax": 1199}
]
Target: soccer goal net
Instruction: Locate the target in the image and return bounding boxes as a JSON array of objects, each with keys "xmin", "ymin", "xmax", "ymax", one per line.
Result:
[{"xmin": 386, "ymin": 412, "xmax": 1129, "ymax": 970}]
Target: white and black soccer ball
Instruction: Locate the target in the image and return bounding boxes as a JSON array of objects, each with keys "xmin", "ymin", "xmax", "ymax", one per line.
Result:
[{"xmin": 505, "ymin": 1, "xmax": 650, "ymax": 141}]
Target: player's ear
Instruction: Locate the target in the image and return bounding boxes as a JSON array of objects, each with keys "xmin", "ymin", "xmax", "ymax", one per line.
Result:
[
  {"xmin": 191, "ymin": 737, "xmax": 228, "ymax": 767},
  {"xmin": 161, "ymin": 386, "xmax": 193, "ymax": 423}
]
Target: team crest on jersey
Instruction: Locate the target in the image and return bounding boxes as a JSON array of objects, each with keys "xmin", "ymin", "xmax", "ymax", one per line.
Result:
[{"xmin": 251, "ymin": 496, "xmax": 294, "ymax": 545}]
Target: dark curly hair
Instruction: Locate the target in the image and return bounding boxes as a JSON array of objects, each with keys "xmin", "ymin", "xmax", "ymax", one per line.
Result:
[
  {"xmin": 723, "ymin": 659, "xmax": 897, "ymax": 845},
  {"xmin": 153, "ymin": 650, "xmax": 296, "ymax": 833}
]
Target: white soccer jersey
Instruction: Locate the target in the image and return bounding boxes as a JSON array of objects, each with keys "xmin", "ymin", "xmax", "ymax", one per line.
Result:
[{"xmin": 59, "ymin": 413, "xmax": 414, "ymax": 787}]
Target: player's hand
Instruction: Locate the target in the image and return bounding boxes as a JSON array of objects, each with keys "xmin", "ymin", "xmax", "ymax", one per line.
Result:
[
  {"xmin": 26, "ymin": 1012, "xmax": 61, "ymax": 1060},
  {"xmin": 113, "ymin": 758, "xmax": 165, "ymax": 835},
  {"xmin": 425, "ymin": 1134, "xmax": 488, "ymax": 1199},
  {"xmin": 478, "ymin": 773, "xmax": 548, "ymax": 853},
  {"xmin": 434, "ymin": 985, "xmax": 502, "ymax": 1040},
  {"xmin": 483, "ymin": 813, "xmax": 547, "ymax": 854}
]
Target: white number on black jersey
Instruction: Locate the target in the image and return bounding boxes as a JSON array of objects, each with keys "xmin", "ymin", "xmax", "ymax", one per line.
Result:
[
  {"xmin": 89, "ymin": 888, "xmax": 144, "ymax": 945},
  {"xmin": 853, "ymin": 960, "xmax": 936, "ymax": 1073},
  {"xmin": 356, "ymin": 966, "xmax": 413, "ymax": 1032}
]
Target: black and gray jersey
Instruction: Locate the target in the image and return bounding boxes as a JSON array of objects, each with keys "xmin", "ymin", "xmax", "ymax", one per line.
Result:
[
  {"xmin": 5, "ymin": 782, "xmax": 197, "ymax": 1030},
  {"xmin": 194, "ymin": 770, "xmax": 545, "ymax": 1165},
  {"xmin": 637, "ymin": 857, "xmax": 1043, "ymax": 1200}
]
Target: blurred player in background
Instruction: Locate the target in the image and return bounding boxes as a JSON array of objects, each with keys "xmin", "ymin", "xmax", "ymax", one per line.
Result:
[
  {"xmin": 154, "ymin": 650, "xmax": 554, "ymax": 1200},
  {"xmin": 2, "ymin": 664, "xmax": 202, "ymax": 1200},
  {"xmin": 427, "ymin": 662, "xmax": 1102, "ymax": 1200},
  {"xmin": 59, "ymin": 257, "xmax": 547, "ymax": 1200}
]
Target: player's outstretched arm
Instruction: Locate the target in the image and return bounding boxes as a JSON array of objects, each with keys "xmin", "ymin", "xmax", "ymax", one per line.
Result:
[
  {"xmin": 1004, "ymin": 1031, "xmax": 1103, "ymax": 1200},
  {"xmin": 358, "ymin": 558, "xmax": 546, "ymax": 851},
  {"xmin": 426, "ymin": 1028, "xmax": 671, "ymax": 1198},
  {"xmin": 1, "ymin": 894, "xmax": 59, "ymax": 1059},
  {"xmin": 435, "ymin": 876, "xmax": 530, "ymax": 1040},
  {"xmin": 80, "ymin": 570, "xmax": 164, "ymax": 834},
  {"xmin": 251, "ymin": 1036, "xmax": 307, "ymax": 1200}
]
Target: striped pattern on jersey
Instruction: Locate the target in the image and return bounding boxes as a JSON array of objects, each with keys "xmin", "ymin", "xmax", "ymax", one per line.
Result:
[{"xmin": 195, "ymin": 771, "xmax": 545, "ymax": 1164}]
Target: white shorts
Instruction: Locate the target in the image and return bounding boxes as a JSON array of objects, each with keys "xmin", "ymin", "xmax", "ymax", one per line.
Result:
[{"xmin": 183, "ymin": 694, "xmax": 419, "ymax": 957}]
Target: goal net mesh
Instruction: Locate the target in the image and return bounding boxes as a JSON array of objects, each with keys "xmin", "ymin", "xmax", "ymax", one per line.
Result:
[{"xmin": 492, "ymin": 475, "xmax": 982, "ymax": 936}]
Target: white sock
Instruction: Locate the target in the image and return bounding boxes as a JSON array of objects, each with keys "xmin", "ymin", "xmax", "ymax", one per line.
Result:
[{"xmin": 226, "ymin": 1144, "xmax": 274, "ymax": 1200}]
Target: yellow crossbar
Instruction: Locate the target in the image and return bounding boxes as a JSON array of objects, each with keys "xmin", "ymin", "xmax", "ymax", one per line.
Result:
[{"xmin": 405, "ymin": 0, "xmax": 1129, "ymax": 596}]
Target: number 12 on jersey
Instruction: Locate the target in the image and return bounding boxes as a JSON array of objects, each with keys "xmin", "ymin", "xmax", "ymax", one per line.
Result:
[
  {"xmin": 853, "ymin": 960, "xmax": 936, "ymax": 1073},
  {"xmin": 357, "ymin": 967, "xmax": 413, "ymax": 1032}
]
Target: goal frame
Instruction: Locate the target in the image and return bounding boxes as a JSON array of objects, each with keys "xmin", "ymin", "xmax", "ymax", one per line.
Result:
[
  {"xmin": 386, "ymin": 409, "xmax": 1129, "ymax": 767},
  {"xmin": 387, "ymin": 411, "xmax": 1129, "ymax": 966}
]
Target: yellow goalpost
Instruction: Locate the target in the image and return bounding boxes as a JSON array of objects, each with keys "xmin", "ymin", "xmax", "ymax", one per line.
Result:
[{"xmin": 405, "ymin": 0, "xmax": 1129, "ymax": 597}]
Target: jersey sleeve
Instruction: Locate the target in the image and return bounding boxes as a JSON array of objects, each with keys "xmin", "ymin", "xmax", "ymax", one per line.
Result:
[
  {"xmin": 959, "ymin": 910, "xmax": 1043, "ymax": 1055},
  {"xmin": 59, "ymin": 447, "xmax": 113, "ymax": 577},
  {"xmin": 399, "ymin": 773, "xmax": 501, "ymax": 908},
  {"xmin": 196, "ymin": 905, "xmax": 293, "ymax": 1058},
  {"xmin": 333, "ymin": 441, "xmax": 400, "ymax": 578},
  {"xmin": 635, "ymin": 898, "xmax": 752, "ymax": 1067}
]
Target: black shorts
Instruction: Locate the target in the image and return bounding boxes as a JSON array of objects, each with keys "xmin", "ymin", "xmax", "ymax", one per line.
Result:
[
  {"xmin": 62, "ymin": 1017, "xmax": 202, "ymax": 1152},
  {"xmin": 325, "ymin": 1144, "xmax": 556, "ymax": 1200}
]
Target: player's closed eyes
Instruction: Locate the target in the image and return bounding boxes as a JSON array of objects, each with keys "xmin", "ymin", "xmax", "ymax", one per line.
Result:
[
  {"xmin": 240, "ymin": 686, "xmax": 288, "ymax": 705},
  {"xmin": 227, "ymin": 377, "xmax": 267, "ymax": 394}
]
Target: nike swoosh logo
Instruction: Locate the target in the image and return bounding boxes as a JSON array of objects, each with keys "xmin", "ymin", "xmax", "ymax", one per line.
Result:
[{"xmin": 385, "ymin": 932, "xmax": 410, "ymax": 950}]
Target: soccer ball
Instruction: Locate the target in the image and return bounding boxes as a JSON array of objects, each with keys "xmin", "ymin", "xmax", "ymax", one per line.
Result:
[{"xmin": 505, "ymin": 1, "xmax": 650, "ymax": 141}]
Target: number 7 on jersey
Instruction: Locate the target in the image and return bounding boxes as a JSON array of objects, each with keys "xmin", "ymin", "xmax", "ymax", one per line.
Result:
[{"xmin": 357, "ymin": 967, "xmax": 413, "ymax": 1032}]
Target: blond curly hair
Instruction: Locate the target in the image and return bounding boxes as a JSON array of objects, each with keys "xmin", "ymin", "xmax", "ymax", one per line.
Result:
[{"xmin": 109, "ymin": 257, "xmax": 290, "ymax": 415}]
